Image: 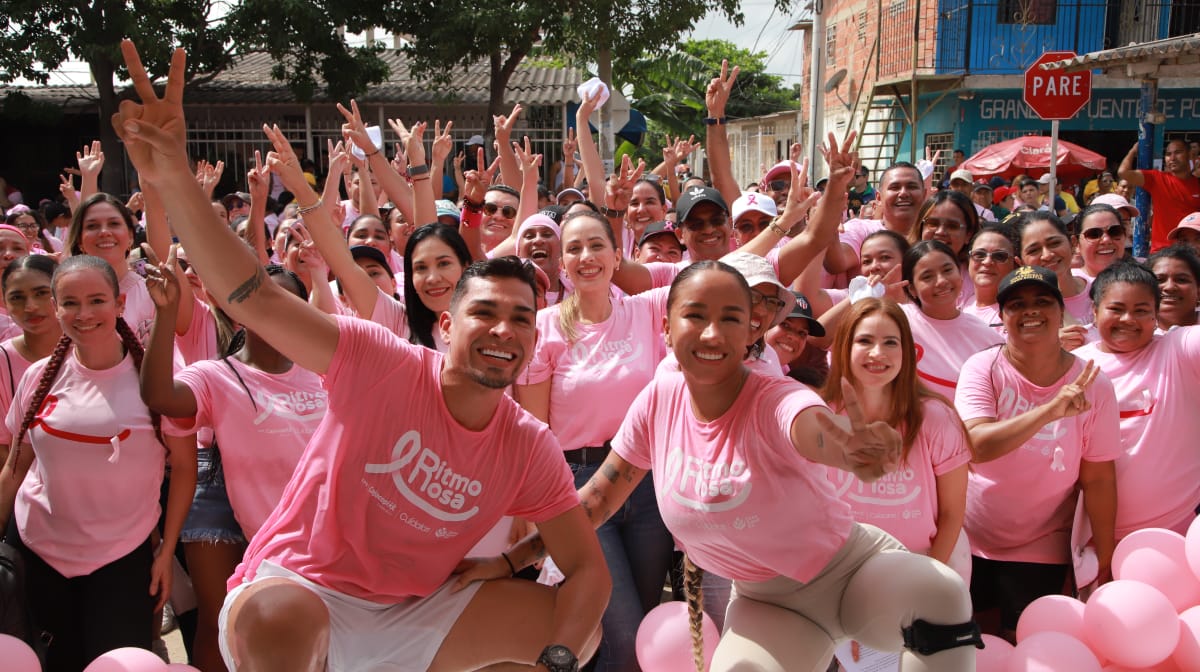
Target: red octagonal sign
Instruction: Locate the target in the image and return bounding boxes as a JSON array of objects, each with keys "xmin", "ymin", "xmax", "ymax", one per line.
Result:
[{"xmin": 1024, "ymin": 51, "xmax": 1091, "ymax": 120}]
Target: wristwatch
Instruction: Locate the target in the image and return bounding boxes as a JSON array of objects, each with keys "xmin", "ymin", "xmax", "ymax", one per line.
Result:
[
  {"xmin": 537, "ymin": 644, "xmax": 579, "ymax": 672},
  {"xmin": 599, "ymin": 205, "xmax": 626, "ymax": 218}
]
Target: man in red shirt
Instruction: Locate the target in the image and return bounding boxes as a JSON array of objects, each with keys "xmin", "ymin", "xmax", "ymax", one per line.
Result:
[{"xmin": 1119, "ymin": 139, "xmax": 1200, "ymax": 251}]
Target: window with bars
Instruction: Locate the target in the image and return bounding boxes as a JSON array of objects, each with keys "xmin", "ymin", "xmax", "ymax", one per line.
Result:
[
  {"xmin": 925, "ymin": 132, "xmax": 954, "ymax": 180},
  {"xmin": 997, "ymin": 0, "xmax": 1057, "ymax": 25},
  {"xmin": 826, "ymin": 25, "xmax": 838, "ymax": 69}
]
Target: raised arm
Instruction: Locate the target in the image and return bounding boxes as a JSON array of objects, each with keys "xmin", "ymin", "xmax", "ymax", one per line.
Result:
[
  {"xmin": 1117, "ymin": 143, "xmax": 1144, "ymax": 188},
  {"xmin": 245, "ymin": 151, "xmax": 273, "ymax": 267},
  {"xmin": 388, "ymin": 118, "xmax": 437, "ymax": 226},
  {"xmin": 76, "ymin": 140, "xmax": 105, "ymax": 202},
  {"xmin": 489, "ymin": 138, "xmax": 543, "ymax": 259},
  {"xmin": 139, "ymin": 244, "xmax": 200, "ymax": 418},
  {"xmin": 802, "ymin": 379, "xmax": 903, "ymax": 482},
  {"xmin": 430, "ymin": 120, "xmax": 453, "ymax": 200},
  {"xmin": 704, "ymin": 61, "xmax": 743, "ymax": 207},
  {"xmin": 575, "ymin": 92, "xmax": 607, "ymax": 201},
  {"xmin": 336, "ymin": 102, "xmax": 414, "ymax": 226},
  {"xmin": 773, "ymin": 134, "xmax": 858, "ymax": 286},
  {"xmin": 605, "ymin": 157, "xmax": 657, "ymax": 295},
  {"xmin": 114, "ymin": 40, "xmax": 337, "ymax": 375},
  {"xmin": 458, "ymin": 148, "xmax": 498, "ymax": 262},
  {"xmin": 141, "ymin": 181, "xmax": 196, "ymax": 335},
  {"xmin": 560, "ymin": 128, "xmax": 578, "ymax": 193},
  {"xmin": 493, "ymin": 104, "xmax": 524, "ymax": 189}
]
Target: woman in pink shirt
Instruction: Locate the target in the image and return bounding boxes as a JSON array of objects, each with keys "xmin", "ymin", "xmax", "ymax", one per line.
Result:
[
  {"xmin": 517, "ymin": 210, "xmax": 673, "ymax": 671},
  {"xmin": 898, "ymin": 240, "xmax": 1003, "ymax": 399},
  {"xmin": 484, "ymin": 261, "xmax": 979, "ymax": 671},
  {"xmin": 961, "ymin": 224, "xmax": 1021, "ymax": 333},
  {"xmin": 1149, "ymin": 245, "xmax": 1200, "ymax": 330},
  {"xmin": 823, "ymin": 297, "xmax": 970, "ymax": 566},
  {"xmin": 1074, "ymin": 204, "xmax": 1128, "ymax": 281},
  {"xmin": 0, "ymin": 255, "xmax": 62, "ymax": 466},
  {"xmin": 955, "ymin": 264, "xmax": 1119, "ymax": 643},
  {"xmin": 142, "ymin": 256, "xmax": 325, "ymax": 672},
  {"xmin": 908, "ymin": 191, "xmax": 980, "ymax": 307},
  {"xmin": 0, "ymin": 255, "xmax": 196, "ymax": 670},
  {"xmin": 1014, "ymin": 211, "xmax": 1093, "ymax": 339},
  {"xmin": 1075, "ymin": 261, "xmax": 1200, "ymax": 540}
]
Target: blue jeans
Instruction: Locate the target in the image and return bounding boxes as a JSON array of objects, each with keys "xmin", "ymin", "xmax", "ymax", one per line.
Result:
[{"xmin": 572, "ymin": 462, "xmax": 674, "ymax": 672}]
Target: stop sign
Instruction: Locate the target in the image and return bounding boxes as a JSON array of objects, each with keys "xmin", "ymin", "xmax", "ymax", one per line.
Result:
[{"xmin": 1024, "ymin": 51, "xmax": 1091, "ymax": 120}]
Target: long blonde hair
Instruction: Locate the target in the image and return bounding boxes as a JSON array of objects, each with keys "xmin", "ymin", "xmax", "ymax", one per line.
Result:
[{"xmin": 556, "ymin": 211, "xmax": 618, "ymax": 344}]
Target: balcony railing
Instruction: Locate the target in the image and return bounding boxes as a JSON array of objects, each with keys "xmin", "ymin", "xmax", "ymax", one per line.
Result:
[{"xmin": 876, "ymin": 0, "xmax": 1200, "ymax": 78}]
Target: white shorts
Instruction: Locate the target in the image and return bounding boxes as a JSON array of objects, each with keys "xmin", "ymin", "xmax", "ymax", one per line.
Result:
[{"xmin": 218, "ymin": 560, "xmax": 483, "ymax": 671}]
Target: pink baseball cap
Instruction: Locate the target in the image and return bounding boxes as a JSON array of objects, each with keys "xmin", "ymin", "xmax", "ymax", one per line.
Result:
[
  {"xmin": 1169, "ymin": 212, "xmax": 1200, "ymax": 240},
  {"xmin": 761, "ymin": 160, "xmax": 800, "ymax": 188},
  {"xmin": 1091, "ymin": 193, "xmax": 1139, "ymax": 218}
]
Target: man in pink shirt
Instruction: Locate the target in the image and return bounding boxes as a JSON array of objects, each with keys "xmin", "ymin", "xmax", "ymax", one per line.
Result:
[
  {"xmin": 824, "ymin": 162, "xmax": 928, "ymax": 276},
  {"xmin": 114, "ymin": 40, "xmax": 608, "ymax": 672}
]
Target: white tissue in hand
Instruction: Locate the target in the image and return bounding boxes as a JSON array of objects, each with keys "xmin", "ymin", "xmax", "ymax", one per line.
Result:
[
  {"xmin": 577, "ymin": 77, "xmax": 610, "ymax": 108},
  {"xmin": 848, "ymin": 276, "xmax": 885, "ymax": 304},
  {"xmin": 916, "ymin": 159, "xmax": 936, "ymax": 180}
]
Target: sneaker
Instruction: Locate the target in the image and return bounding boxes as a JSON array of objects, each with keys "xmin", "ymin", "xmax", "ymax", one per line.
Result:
[{"xmin": 161, "ymin": 602, "xmax": 177, "ymax": 635}]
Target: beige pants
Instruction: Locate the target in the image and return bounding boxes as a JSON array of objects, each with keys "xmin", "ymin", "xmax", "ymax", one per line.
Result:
[{"xmin": 712, "ymin": 524, "xmax": 975, "ymax": 672}]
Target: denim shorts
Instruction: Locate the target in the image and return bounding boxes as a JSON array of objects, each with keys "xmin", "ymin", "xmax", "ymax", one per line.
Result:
[{"xmin": 181, "ymin": 447, "xmax": 246, "ymax": 544}]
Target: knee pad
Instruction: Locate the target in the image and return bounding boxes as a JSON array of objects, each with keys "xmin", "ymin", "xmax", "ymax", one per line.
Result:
[{"xmin": 901, "ymin": 619, "xmax": 984, "ymax": 656}]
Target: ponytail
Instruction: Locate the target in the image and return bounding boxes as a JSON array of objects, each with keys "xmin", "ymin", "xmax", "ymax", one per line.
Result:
[
  {"xmin": 683, "ymin": 555, "xmax": 706, "ymax": 672},
  {"xmin": 9, "ymin": 334, "xmax": 72, "ymax": 470}
]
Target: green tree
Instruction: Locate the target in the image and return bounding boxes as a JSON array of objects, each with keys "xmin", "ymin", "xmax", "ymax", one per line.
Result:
[{"xmin": 0, "ymin": 0, "xmax": 391, "ymax": 193}]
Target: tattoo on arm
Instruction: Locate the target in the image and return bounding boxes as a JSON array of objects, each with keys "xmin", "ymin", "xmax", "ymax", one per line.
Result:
[
  {"xmin": 601, "ymin": 463, "xmax": 620, "ymax": 483},
  {"xmin": 227, "ymin": 266, "xmax": 267, "ymax": 304}
]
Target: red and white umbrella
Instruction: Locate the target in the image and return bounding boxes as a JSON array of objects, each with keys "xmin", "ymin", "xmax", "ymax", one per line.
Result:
[{"xmin": 962, "ymin": 136, "xmax": 1106, "ymax": 183}]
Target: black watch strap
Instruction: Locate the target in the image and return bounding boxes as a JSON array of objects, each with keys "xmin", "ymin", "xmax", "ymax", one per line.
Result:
[{"xmin": 537, "ymin": 644, "xmax": 579, "ymax": 672}]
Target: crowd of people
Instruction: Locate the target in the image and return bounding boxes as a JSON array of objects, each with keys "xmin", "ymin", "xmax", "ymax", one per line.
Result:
[{"xmin": 1, "ymin": 39, "xmax": 1200, "ymax": 672}]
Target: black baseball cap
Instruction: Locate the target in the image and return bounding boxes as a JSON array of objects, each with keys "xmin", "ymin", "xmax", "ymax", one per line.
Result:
[
  {"xmin": 675, "ymin": 186, "xmax": 728, "ymax": 226},
  {"xmin": 784, "ymin": 291, "xmax": 825, "ymax": 337},
  {"xmin": 350, "ymin": 245, "xmax": 392, "ymax": 274},
  {"xmin": 637, "ymin": 221, "xmax": 686, "ymax": 250},
  {"xmin": 996, "ymin": 265, "xmax": 1063, "ymax": 309}
]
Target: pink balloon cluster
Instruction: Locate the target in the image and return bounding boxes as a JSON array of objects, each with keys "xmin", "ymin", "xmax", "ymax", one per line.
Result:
[
  {"xmin": 636, "ymin": 601, "xmax": 720, "ymax": 672},
  {"xmin": 0, "ymin": 638, "xmax": 204, "ymax": 672},
  {"xmin": 978, "ymin": 521, "xmax": 1200, "ymax": 671}
]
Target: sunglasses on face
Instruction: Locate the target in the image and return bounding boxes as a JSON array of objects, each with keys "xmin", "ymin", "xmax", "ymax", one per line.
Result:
[
  {"xmin": 922, "ymin": 218, "xmax": 964, "ymax": 233},
  {"xmin": 1081, "ymin": 225, "xmax": 1125, "ymax": 241},
  {"xmin": 968, "ymin": 249, "xmax": 1012, "ymax": 264},
  {"xmin": 750, "ymin": 289, "xmax": 786, "ymax": 313},
  {"xmin": 766, "ymin": 180, "xmax": 789, "ymax": 192},
  {"xmin": 483, "ymin": 203, "xmax": 517, "ymax": 219}
]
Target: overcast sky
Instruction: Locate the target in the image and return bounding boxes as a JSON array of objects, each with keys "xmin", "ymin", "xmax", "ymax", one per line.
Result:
[{"xmin": 690, "ymin": 2, "xmax": 809, "ymax": 86}]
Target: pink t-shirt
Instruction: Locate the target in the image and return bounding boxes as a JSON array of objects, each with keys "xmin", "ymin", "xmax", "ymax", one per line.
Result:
[
  {"xmin": 961, "ymin": 301, "xmax": 1005, "ymax": 335},
  {"xmin": 3, "ymin": 352, "xmax": 164, "ymax": 577},
  {"xmin": 175, "ymin": 296, "xmax": 220, "ymax": 365},
  {"xmin": 0, "ymin": 339, "xmax": 34, "ymax": 423},
  {"xmin": 1064, "ymin": 284, "xmax": 1095, "ymax": 326},
  {"xmin": 361, "ymin": 289, "xmax": 449, "ymax": 353},
  {"xmin": 901, "ymin": 303, "xmax": 1003, "ymax": 399},
  {"xmin": 1075, "ymin": 327, "xmax": 1200, "ymax": 538},
  {"xmin": 522, "ymin": 288, "xmax": 668, "ymax": 450},
  {"xmin": 120, "ymin": 270, "xmax": 157, "ymax": 344},
  {"xmin": 646, "ymin": 261, "xmax": 687, "ymax": 289},
  {"xmin": 0, "ymin": 313, "xmax": 19, "ymax": 341},
  {"xmin": 163, "ymin": 358, "xmax": 327, "ymax": 538},
  {"xmin": 612, "ymin": 372, "xmax": 853, "ymax": 583},
  {"xmin": 230, "ymin": 317, "xmax": 578, "ymax": 601},
  {"xmin": 838, "ymin": 219, "xmax": 884, "ymax": 264},
  {"xmin": 827, "ymin": 399, "xmax": 969, "ymax": 555},
  {"xmin": 955, "ymin": 351, "xmax": 1122, "ymax": 563}
]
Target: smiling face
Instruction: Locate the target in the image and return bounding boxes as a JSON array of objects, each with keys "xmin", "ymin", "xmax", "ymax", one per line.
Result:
[
  {"xmin": 518, "ymin": 225, "xmax": 562, "ymax": 279},
  {"xmin": 733, "ymin": 211, "xmax": 773, "ymax": 248},
  {"xmin": 968, "ymin": 231, "xmax": 1018, "ymax": 295},
  {"xmin": 4, "ymin": 267, "xmax": 56, "ymax": 336},
  {"xmin": 410, "ymin": 237, "xmax": 465, "ymax": 313},
  {"xmin": 627, "ymin": 182, "xmax": 666, "ymax": 237},
  {"xmin": 766, "ymin": 316, "xmax": 809, "ymax": 365},
  {"xmin": 560, "ymin": 217, "xmax": 617, "ymax": 291},
  {"xmin": 1078, "ymin": 209, "xmax": 1126, "ymax": 276},
  {"xmin": 664, "ymin": 268, "xmax": 752, "ymax": 386},
  {"xmin": 1094, "ymin": 281, "xmax": 1156, "ymax": 353},
  {"xmin": 348, "ymin": 216, "xmax": 393, "ymax": 256},
  {"xmin": 53, "ymin": 266, "xmax": 125, "ymax": 346},
  {"xmin": 678, "ymin": 202, "xmax": 730, "ymax": 261},
  {"xmin": 442, "ymin": 275, "xmax": 537, "ymax": 389},
  {"xmin": 878, "ymin": 167, "xmax": 925, "ymax": 231},
  {"xmin": 848, "ymin": 312, "xmax": 904, "ymax": 389},
  {"xmin": 0, "ymin": 229, "xmax": 29, "ymax": 273},
  {"xmin": 637, "ymin": 234, "xmax": 684, "ymax": 264},
  {"xmin": 482, "ymin": 189, "xmax": 519, "ymax": 250},
  {"xmin": 1001, "ymin": 284, "xmax": 1063, "ymax": 347},
  {"xmin": 919, "ymin": 201, "xmax": 970, "ymax": 255},
  {"xmin": 355, "ymin": 257, "xmax": 396, "ymax": 295},
  {"xmin": 1152, "ymin": 256, "xmax": 1198, "ymax": 328},
  {"xmin": 1020, "ymin": 220, "xmax": 1073, "ymax": 280},
  {"xmin": 78, "ymin": 202, "xmax": 133, "ymax": 268},
  {"xmin": 909, "ymin": 250, "xmax": 962, "ymax": 315},
  {"xmin": 859, "ymin": 234, "xmax": 904, "ymax": 279}
]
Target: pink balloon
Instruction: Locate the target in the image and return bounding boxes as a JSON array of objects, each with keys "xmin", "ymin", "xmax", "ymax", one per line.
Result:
[
  {"xmin": 635, "ymin": 601, "xmax": 720, "ymax": 672},
  {"xmin": 1084, "ymin": 580, "xmax": 1181, "ymax": 668},
  {"xmin": 1006, "ymin": 631, "xmax": 1100, "ymax": 672},
  {"xmin": 976, "ymin": 633, "xmax": 1014, "ymax": 672},
  {"xmin": 1015, "ymin": 594, "xmax": 1086, "ymax": 643},
  {"xmin": 1186, "ymin": 516, "xmax": 1200, "ymax": 585},
  {"xmin": 0, "ymin": 634, "xmax": 40, "ymax": 672},
  {"xmin": 83, "ymin": 647, "xmax": 167, "ymax": 672},
  {"xmin": 1113, "ymin": 528, "xmax": 1200, "ymax": 612},
  {"xmin": 1174, "ymin": 606, "xmax": 1200, "ymax": 670}
]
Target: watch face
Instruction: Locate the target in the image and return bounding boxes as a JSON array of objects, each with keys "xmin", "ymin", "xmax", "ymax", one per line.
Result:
[{"xmin": 540, "ymin": 644, "xmax": 577, "ymax": 670}]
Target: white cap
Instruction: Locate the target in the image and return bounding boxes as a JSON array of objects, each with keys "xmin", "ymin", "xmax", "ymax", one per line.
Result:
[
  {"xmin": 719, "ymin": 251, "xmax": 795, "ymax": 326},
  {"xmin": 950, "ymin": 169, "xmax": 974, "ymax": 185},
  {"xmin": 731, "ymin": 192, "xmax": 778, "ymax": 222}
]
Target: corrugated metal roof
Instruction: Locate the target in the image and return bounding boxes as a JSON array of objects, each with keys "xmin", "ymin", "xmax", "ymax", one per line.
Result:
[
  {"xmin": 2, "ymin": 49, "xmax": 582, "ymax": 109},
  {"xmin": 1039, "ymin": 33, "xmax": 1200, "ymax": 74},
  {"xmin": 186, "ymin": 50, "xmax": 581, "ymax": 105}
]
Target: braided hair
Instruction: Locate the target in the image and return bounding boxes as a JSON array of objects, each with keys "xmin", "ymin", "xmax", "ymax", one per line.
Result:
[
  {"xmin": 8, "ymin": 256, "xmax": 161, "ymax": 470},
  {"xmin": 682, "ymin": 555, "xmax": 706, "ymax": 672}
]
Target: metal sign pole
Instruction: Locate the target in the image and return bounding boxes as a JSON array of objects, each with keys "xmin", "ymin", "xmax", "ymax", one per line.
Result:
[{"xmin": 1049, "ymin": 119, "xmax": 1059, "ymax": 209}]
